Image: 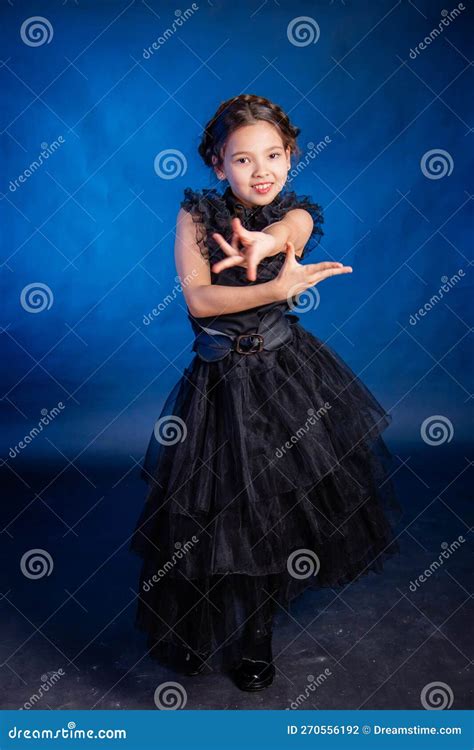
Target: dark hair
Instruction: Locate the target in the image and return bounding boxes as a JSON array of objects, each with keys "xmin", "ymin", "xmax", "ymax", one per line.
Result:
[{"xmin": 198, "ymin": 94, "xmax": 302, "ymax": 170}]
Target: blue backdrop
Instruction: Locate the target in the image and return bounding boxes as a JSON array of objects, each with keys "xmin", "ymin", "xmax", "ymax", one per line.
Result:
[
  {"xmin": 0, "ymin": 0, "xmax": 473, "ymax": 715},
  {"xmin": 1, "ymin": 0, "xmax": 472, "ymax": 467}
]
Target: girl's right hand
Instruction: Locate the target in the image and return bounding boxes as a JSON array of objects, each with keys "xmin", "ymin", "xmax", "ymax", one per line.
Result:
[{"xmin": 273, "ymin": 241, "xmax": 353, "ymax": 301}]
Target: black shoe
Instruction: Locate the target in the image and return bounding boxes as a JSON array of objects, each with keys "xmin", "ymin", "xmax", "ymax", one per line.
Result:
[
  {"xmin": 232, "ymin": 657, "xmax": 275, "ymax": 691},
  {"xmin": 179, "ymin": 648, "xmax": 210, "ymax": 676}
]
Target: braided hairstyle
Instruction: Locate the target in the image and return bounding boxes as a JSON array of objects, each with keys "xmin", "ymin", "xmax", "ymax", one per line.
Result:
[{"xmin": 198, "ymin": 94, "xmax": 302, "ymax": 170}]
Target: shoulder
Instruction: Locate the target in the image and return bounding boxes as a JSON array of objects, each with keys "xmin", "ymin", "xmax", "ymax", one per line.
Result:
[
  {"xmin": 277, "ymin": 189, "xmax": 323, "ymax": 218},
  {"xmin": 180, "ymin": 186, "xmax": 225, "ymax": 217},
  {"xmin": 280, "ymin": 207, "xmax": 315, "ymax": 232},
  {"xmin": 270, "ymin": 189, "xmax": 325, "ymax": 258},
  {"xmin": 177, "ymin": 187, "xmax": 229, "ymax": 261},
  {"xmin": 268, "ymin": 189, "xmax": 324, "ymax": 233}
]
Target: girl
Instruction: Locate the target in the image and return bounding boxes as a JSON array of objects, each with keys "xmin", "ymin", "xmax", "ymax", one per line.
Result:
[{"xmin": 130, "ymin": 94, "xmax": 402, "ymax": 693}]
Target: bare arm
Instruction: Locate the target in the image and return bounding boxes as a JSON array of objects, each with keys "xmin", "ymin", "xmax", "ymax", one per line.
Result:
[
  {"xmin": 262, "ymin": 208, "xmax": 315, "ymax": 258},
  {"xmin": 174, "ymin": 208, "xmax": 282, "ymax": 318},
  {"xmin": 211, "ymin": 208, "xmax": 315, "ymax": 280}
]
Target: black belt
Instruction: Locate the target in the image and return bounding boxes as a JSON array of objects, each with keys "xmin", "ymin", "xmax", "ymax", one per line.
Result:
[{"xmin": 191, "ymin": 308, "xmax": 299, "ymax": 362}]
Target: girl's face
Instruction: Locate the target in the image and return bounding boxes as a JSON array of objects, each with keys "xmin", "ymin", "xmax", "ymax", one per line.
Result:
[{"xmin": 212, "ymin": 120, "xmax": 291, "ymax": 208}]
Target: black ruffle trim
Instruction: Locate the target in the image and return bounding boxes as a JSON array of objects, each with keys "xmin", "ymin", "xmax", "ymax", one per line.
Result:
[{"xmin": 180, "ymin": 185, "xmax": 324, "ymax": 261}]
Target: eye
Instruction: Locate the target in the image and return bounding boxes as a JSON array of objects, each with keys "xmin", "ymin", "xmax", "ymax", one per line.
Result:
[
  {"xmin": 269, "ymin": 152, "xmax": 281, "ymax": 159},
  {"xmin": 236, "ymin": 157, "xmax": 249, "ymax": 164}
]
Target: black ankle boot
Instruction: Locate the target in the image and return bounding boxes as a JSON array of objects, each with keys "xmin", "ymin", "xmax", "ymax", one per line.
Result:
[
  {"xmin": 179, "ymin": 647, "xmax": 210, "ymax": 676},
  {"xmin": 232, "ymin": 630, "xmax": 274, "ymax": 691},
  {"xmin": 232, "ymin": 657, "xmax": 275, "ymax": 691}
]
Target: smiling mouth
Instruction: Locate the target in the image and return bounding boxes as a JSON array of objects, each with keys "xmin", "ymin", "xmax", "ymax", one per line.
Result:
[{"xmin": 252, "ymin": 183, "xmax": 273, "ymax": 193}]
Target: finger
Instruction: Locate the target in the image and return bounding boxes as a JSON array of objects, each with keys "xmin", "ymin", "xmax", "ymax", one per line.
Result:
[
  {"xmin": 212, "ymin": 232, "xmax": 236, "ymax": 257},
  {"xmin": 284, "ymin": 240, "xmax": 296, "ymax": 262},
  {"xmin": 231, "ymin": 217, "xmax": 251, "ymax": 236},
  {"xmin": 231, "ymin": 218, "xmax": 255, "ymax": 246},
  {"xmin": 211, "ymin": 256, "xmax": 245, "ymax": 273},
  {"xmin": 306, "ymin": 261, "xmax": 344, "ymax": 273},
  {"xmin": 246, "ymin": 256, "xmax": 258, "ymax": 282},
  {"xmin": 230, "ymin": 232, "xmax": 240, "ymax": 251},
  {"xmin": 311, "ymin": 266, "xmax": 353, "ymax": 283}
]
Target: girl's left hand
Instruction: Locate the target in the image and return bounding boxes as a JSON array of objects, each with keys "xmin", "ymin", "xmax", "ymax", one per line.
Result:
[{"xmin": 211, "ymin": 217, "xmax": 277, "ymax": 282}]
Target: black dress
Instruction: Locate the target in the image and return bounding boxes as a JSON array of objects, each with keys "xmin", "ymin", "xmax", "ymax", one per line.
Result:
[{"xmin": 130, "ymin": 184, "xmax": 403, "ymax": 672}]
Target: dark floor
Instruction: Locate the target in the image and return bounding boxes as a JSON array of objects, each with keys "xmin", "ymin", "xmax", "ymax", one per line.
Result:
[{"xmin": 0, "ymin": 442, "xmax": 472, "ymax": 710}]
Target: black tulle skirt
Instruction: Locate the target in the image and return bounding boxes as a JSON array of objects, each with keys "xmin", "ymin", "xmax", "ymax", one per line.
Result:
[{"xmin": 129, "ymin": 321, "xmax": 403, "ymax": 672}]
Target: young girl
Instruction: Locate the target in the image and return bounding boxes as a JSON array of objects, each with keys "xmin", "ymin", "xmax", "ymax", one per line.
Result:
[{"xmin": 130, "ymin": 94, "xmax": 402, "ymax": 692}]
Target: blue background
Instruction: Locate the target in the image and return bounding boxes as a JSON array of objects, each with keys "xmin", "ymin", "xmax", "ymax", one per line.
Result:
[
  {"xmin": 2, "ymin": 0, "xmax": 472, "ymax": 465},
  {"xmin": 0, "ymin": 0, "xmax": 472, "ymax": 713}
]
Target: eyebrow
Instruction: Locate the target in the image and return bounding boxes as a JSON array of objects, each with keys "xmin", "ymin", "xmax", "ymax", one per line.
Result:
[{"xmin": 231, "ymin": 145, "xmax": 284, "ymax": 157}]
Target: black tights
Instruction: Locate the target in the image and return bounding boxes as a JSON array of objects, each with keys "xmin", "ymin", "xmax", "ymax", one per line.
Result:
[{"xmin": 241, "ymin": 606, "xmax": 274, "ymax": 662}]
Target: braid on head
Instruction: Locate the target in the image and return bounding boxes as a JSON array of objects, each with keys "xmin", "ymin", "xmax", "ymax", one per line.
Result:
[{"xmin": 198, "ymin": 94, "xmax": 302, "ymax": 170}]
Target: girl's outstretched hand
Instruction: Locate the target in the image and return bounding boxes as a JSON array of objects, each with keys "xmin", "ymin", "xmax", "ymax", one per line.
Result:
[
  {"xmin": 211, "ymin": 217, "xmax": 277, "ymax": 282},
  {"xmin": 274, "ymin": 240, "xmax": 353, "ymax": 301}
]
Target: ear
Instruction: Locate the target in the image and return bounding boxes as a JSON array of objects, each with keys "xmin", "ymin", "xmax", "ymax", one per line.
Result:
[
  {"xmin": 285, "ymin": 145, "xmax": 291, "ymax": 170},
  {"xmin": 211, "ymin": 154, "xmax": 226, "ymax": 181}
]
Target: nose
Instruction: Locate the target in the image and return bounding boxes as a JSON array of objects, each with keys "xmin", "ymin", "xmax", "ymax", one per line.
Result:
[{"xmin": 252, "ymin": 159, "xmax": 270, "ymax": 179}]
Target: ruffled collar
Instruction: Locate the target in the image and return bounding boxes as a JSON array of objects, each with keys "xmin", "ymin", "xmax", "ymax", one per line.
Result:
[
  {"xmin": 222, "ymin": 185, "xmax": 285, "ymax": 220},
  {"xmin": 180, "ymin": 183, "xmax": 324, "ymax": 260}
]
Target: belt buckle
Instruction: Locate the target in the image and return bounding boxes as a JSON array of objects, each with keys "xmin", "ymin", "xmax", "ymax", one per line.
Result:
[{"xmin": 235, "ymin": 333, "xmax": 264, "ymax": 355}]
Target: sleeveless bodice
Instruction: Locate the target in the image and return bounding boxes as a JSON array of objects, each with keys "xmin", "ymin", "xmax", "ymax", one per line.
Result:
[{"xmin": 180, "ymin": 185, "xmax": 324, "ymax": 336}]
